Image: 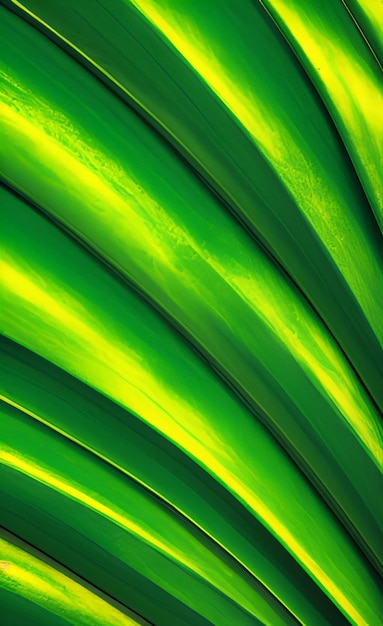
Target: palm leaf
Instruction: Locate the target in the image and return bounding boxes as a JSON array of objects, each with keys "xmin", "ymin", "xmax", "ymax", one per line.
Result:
[{"xmin": 1, "ymin": 2, "xmax": 382, "ymax": 625}]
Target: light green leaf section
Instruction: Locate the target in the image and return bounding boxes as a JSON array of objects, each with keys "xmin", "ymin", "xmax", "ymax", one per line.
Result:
[
  {"xmin": 0, "ymin": 2, "xmax": 382, "ymax": 625},
  {"xmin": 0, "ymin": 535, "xmax": 142, "ymax": 626}
]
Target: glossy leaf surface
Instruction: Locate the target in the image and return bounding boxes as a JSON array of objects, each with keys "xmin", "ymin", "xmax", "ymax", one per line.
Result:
[{"xmin": 0, "ymin": 2, "xmax": 382, "ymax": 625}]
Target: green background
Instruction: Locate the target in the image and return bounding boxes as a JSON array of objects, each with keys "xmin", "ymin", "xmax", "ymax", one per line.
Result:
[{"xmin": 0, "ymin": 1, "xmax": 382, "ymax": 624}]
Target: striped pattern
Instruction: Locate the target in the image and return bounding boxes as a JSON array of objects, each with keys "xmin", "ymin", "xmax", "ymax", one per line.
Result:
[{"xmin": 0, "ymin": 1, "xmax": 382, "ymax": 624}]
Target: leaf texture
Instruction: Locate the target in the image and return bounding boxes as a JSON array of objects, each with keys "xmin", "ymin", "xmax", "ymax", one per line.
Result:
[{"xmin": 0, "ymin": 2, "xmax": 382, "ymax": 625}]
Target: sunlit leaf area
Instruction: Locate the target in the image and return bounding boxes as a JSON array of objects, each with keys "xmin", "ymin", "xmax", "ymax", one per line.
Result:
[{"xmin": 0, "ymin": 1, "xmax": 382, "ymax": 625}]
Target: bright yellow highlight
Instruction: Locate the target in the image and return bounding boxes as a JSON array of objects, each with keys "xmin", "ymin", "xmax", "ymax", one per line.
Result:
[
  {"xmin": 0, "ymin": 395, "xmax": 298, "ymax": 620},
  {"xmin": 0, "ymin": 257, "xmax": 230, "ymax": 469},
  {"xmin": 1, "ymin": 68, "xmax": 381, "ymax": 470},
  {"xmin": 1, "ymin": 4, "xmax": 382, "ymax": 625},
  {"xmin": 0, "ymin": 89, "xmax": 175, "ymax": 270},
  {"xmin": 0, "ymin": 445, "xmax": 366, "ymax": 626},
  {"xmin": 0, "ymin": 449, "xmax": 203, "ymax": 577},
  {"xmin": 125, "ymin": 0, "xmax": 382, "ymax": 343},
  {"xmin": 264, "ymin": 0, "xmax": 383, "ymax": 215},
  {"xmin": 8, "ymin": 0, "xmax": 382, "ymax": 339},
  {"xmin": 352, "ymin": 0, "xmax": 383, "ymax": 32},
  {"xmin": 0, "ymin": 443, "xmax": 288, "ymax": 623},
  {"xmin": 0, "ymin": 394, "xmax": 165, "ymax": 498},
  {"xmin": 0, "ymin": 537, "xmax": 139, "ymax": 626},
  {"xmin": 0, "ymin": 257, "xmax": 372, "ymax": 626},
  {"xmin": 207, "ymin": 259, "xmax": 383, "ymax": 471},
  {"xmin": 9, "ymin": 0, "xmax": 180, "ymax": 143}
]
